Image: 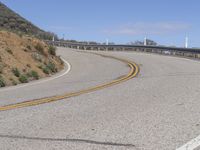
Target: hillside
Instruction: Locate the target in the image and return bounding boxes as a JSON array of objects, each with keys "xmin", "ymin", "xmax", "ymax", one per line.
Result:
[
  {"xmin": 0, "ymin": 31, "xmax": 63, "ymax": 87},
  {"xmin": 0, "ymin": 2, "xmax": 57, "ymax": 40}
]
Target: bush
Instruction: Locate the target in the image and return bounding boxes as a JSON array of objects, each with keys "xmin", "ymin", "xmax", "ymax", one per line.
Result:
[
  {"xmin": 0, "ymin": 64, "xmax": 3, "ymax": 74},
  {"xmin": 10, "ymin": 78, "xmax": 17, "ymax": 85},
  {"xmin": 5, "ymin": 47, "xmax": 13, "ymax": 55},
  {"xmin": 12, "ymin": 68, "xmax": 20, "ymax": 77},
  {"xmin": 47, "ymin": 62, "xmax": 57, "ymax": 73},
  {"xmin": 35, "ymin": 43, "xmax": 44, "ymax": 54},
  {"xmin": 26, "ymin": 45, "xmax": 32, "ymax": 50},
  {"xmin": 37, "ymin": 65, "xmax": 43, "ymax": 69},
  {"xmin": 31, "ymin": 70, "xmax": 39, "ymax": 79},
  {"xmin": 26, "ymin": 64, "xmax": 31, "ymax": 68},
  {"xmin": 0, "ymin": 77, "xmax": 5, "ymax": 87},
  {"xmin": 40, "ymin": 62, "xmax": 57, "ymax": 74},
  {"xmin": 42, "ymin": 67, "xmax": 50, "ymax": 74},
  {"xmin": 26, "ymin": 72, "xmax": 32, "ymax": 78},
  {"xmin": 19, "ymin": 75, "xmax": 28, "ymax": 83},
  {"xmin": 12, "ymin": 80, "xmax": 17, "ymax": 85},
  {"xmin": 48, "ymin": 46, "xmax": 56, "ymax": 55},
  {"xmin": 32, "ymin": 53, "xmax": 43, "ymax": 62}
]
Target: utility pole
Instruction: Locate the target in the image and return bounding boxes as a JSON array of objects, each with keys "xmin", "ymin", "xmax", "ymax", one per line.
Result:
[
  {"xmin": 185, "ymin": 36, "xmax": 188, "ymax": 48},
  {"xmin": 144, "ymin": 37, "xmax": 147, "ymax": 46},
  {"xmin": 63, "ymin": 34, "xmax": 65, "ymax": 40},
  {"xmin": 106, "ymin": 39, "xmax": 109, "ymax": 45}
]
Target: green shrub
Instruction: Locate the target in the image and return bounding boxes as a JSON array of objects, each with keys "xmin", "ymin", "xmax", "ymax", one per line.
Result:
[
  {"xmin": 35, "ymin": 43, "xmax": 44, "ymax": 54},
  {"xmin": 19, "ymin": 75, "xmax": 28, "ymax": 83},
  {"xmin": 10, "ymin": 78, "xmax": 17, "ymax": 85},
  {"xmin": 31, "ymin": 70, "xmax": 39, "ymax": 79},
  {"xmin": 5, "ymin": 47, "xmax": 13, "ymax": 55},
  {"xmin": 39, "ymin": 62, "xmax": 57, "ymax": 74},
  {"xmin": 26, "ymin": 45, "xmax": 32, "ymax": 50},
  {"xmin": 23, "ymin": 48, "xmax": 28, "ymax": 52},
  {"xmin": 18, "ymin": 33, "xmax": 23, "ymax": 38},
  {"xmin": 12, "ymin": 68, "xmax": 20, "ymax": 77},
  {"xmin": 26, "ymin": 72, "xmax": 32, "ymax": 78},
  {"xmin": 42, "ymin": 67, "xmax": 50, "ymax": 74},
  {"xmin": 26, "ymin": 64, "xmax": 31, "ymax": 68},
  {"xmin": 12, "ymin": 80, "xmax": 17, "ymax": 85},
  {"xmin": 22, "ymin": 68, "xmax": 26, "ymax": 73},
  {"xmin": 48, "ymin": 46, "xmax": 56, "ymax": 55},
  {"xmin": 37, "ymin": 65, "xmax": 43, "ymax": 69},
  {"xmin": 0, "ymin": 64, "xmax": 3, "ymax": 74},
  {"xmin": 0, "ymin": 77, "xmax": 5, "ymax": 87},
  {"xmin": 31, "ymin": 53, "xmax": 43, "ymax": 62},
  {"xmin": 47, "ymin": 62, "xmax": 57, "ymax": 73},
  {"xmin": 38, "ymin": 65, "xmax": 49, "ymax": 74}
]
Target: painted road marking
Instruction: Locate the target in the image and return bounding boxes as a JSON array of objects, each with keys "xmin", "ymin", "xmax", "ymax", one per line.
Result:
[
  {"xmin": 0, "ymin": 57, "xmax": 71, "ymax": 92},
  {"xmin": 0, "ymin": 53, "xmax": 139, "ymax": 111},
  {"xmin": 176, "ymin": 135, "xmax": 200, "ymax": 150}
]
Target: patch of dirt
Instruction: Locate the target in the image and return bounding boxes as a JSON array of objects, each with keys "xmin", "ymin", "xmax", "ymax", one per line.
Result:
[{"xmin": 0, "ymin": 30, "xmax": 64, "ymax": 87}]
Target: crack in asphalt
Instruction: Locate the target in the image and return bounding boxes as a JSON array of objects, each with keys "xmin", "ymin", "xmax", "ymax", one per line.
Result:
[{"xmin": 0, "ymin": 134, "xmax": 136, "ymax": 148}]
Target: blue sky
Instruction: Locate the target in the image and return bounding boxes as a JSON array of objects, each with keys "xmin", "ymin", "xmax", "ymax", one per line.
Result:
[{"xmin": 1, "ymin": 0, "xmax": 200, "ymax": 47}]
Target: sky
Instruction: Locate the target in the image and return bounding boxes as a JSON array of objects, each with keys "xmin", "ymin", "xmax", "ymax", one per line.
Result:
[{"xmin": 1, "ymin": 0, "xmax": 200, "ymax": 47}]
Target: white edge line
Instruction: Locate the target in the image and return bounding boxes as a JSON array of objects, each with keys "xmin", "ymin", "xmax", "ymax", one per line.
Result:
[
  {"xmin": 176, "ymin": 135, "xmax": 200, "ymax": 150},
  {"xmin": 0, "ymin": 57, "xmax": 71, "ymax": 92}
]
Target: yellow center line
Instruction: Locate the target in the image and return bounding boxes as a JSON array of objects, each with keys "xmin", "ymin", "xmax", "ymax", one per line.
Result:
[{"xmin": 0, "ymin": 53, "xmax": 139, "ymax": 111}]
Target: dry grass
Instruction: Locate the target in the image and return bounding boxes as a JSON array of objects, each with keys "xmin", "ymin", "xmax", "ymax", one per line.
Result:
[{"xmin": 0, "ymin": 31, "xmax": 64, "ymax": 87}]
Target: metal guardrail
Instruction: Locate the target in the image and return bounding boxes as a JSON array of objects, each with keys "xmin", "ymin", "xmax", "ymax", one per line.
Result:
[
  {"xmin": 45, "ymin": 40, "xmax": 200, "ymax": 53},
  {"xmin": 45, "ymin": 40, "xmax": 200, "ymax": 59}
]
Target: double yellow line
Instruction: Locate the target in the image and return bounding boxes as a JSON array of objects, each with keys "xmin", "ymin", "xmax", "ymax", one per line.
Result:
[{"xmin": 0, "ymin": 53, "xmax": 139, "ymax": 111}]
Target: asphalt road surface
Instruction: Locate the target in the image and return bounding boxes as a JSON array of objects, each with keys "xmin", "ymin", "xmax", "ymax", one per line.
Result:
[{"xmin": 1, "ymin": 47, "xmax": 200, "ymax": 150}]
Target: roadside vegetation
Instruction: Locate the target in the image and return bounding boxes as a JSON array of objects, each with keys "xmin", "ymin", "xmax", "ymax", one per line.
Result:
[
  {"xmin": 0, "ymin": 75, "xmax": 5, "ymax": 87},
  {"xmin": 0, "ymin": 2, "xmax": 64, "ymax": 88},
  {"xmin": 0, "ymin": 31, "xmax": 64, "ymax": 88},
  {"xmin": 0, "ymin": 2, "xmax": 58, "ymax": 40}
]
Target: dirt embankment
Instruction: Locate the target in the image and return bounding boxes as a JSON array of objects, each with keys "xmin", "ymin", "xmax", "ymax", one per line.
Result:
[{"xmin": 0, "ymin": 30, "xmax": 64, "ymax": 87}]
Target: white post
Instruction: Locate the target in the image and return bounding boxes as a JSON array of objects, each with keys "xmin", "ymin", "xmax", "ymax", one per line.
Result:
[
  {"xmin": 52, "ymin": 36, "xmax": 55, "ymax": 42},
  {"xmin": 106, "ymin": 39, "xmax": 109, "ymax": 45},
  {"xmin": 144, "ymin": 37, "xmax": 147, "ymax": 46},
  {"xmin": 185, "ymin": 36, "xmax": 188, "ymax": 48},
  {"xmin": 63, "ymin": 34, "xmax": 65, "ymax": 40}
]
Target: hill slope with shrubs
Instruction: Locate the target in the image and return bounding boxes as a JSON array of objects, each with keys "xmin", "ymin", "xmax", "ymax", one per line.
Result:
[
  {"xmin": 0, "ymin": 2, "xmax": 57, "ymax": 40},
  {"xmin": 0, "ymin": 31, "xmax": 63, "ymax": 87}
]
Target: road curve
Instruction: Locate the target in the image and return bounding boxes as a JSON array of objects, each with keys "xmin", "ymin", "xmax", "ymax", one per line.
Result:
[
  {"xmin": 1, "ymin": 48, "xmax": 200, "ymax": 150},
  {"xmin": 0, "ymin": 51, "xmax": 138, "ymax": 111}
]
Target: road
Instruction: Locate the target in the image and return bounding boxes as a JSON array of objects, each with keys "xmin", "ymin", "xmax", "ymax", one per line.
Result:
[{"xmin": 1, "ymin": 47, "xmax": 200, "ymax": 150}]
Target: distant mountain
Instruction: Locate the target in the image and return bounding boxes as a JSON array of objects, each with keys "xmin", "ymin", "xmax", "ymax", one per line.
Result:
[{"xmin": 0, "ymin": 2, "xmax": 57, "ymax": 40}]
